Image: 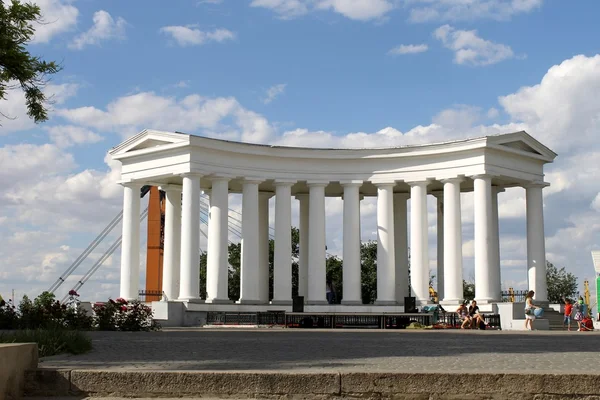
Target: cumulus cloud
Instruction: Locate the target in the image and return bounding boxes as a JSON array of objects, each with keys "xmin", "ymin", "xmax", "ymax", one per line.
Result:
[
  {"xmin": 69, "ymin": 10, "xmax": 127, "ymax": 50},
  {"xmin": 407, "ymin": 0, "xmax": 543, "ymax": 23},
  {"xmin": 159, "ymin": 26, "xmax": 235, "ymax": 46},
  {"xmin": 388, "ymin": 44, "xmax": 428, "ymax": 55},
  {"xmin": 31, "ymin": 0, "xmax": 79, "ymax": 44},
  {"xmin": 434, "ymin": 24, "xmax": 515, "ymax": 66},
  {"xmin": 46, "ymin": 125, "xmax": 104, "ymax": 148},
  {"xmin": 56, "ymin": 91, "xmax": 275, "ymax": 143},
  {"xmin": 263, "ymin": 83, "xmax": 287, "ymax": 104},
  {"xmin": 250, "ymin": 0, "xmax": 394, "ymax": 21}
]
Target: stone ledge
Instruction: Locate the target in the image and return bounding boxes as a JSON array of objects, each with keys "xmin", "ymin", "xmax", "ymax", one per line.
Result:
[
  {"xmin": 23, "ymin": 370, "xmax": 600, "ymax": 399},
  {"xmin": 0, "ymin": 343, "xmax": 38, "ymax": 399}
]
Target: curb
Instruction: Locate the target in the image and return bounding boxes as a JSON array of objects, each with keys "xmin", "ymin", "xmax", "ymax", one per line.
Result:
[{"xmin": 24, "ymin": 369, "xmax": 600, "ymax": 399}]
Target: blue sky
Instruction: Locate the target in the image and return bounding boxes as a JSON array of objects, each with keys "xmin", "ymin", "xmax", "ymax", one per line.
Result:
[{"xmin": 2, "ymin": 0, "xmax": 600, "ymax": 304}]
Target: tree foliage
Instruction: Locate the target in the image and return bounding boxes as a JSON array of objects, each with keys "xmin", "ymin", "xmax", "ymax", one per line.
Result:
[
  {"xmin": 0, "ymin": 0, "xmax": 62, "ymax": 123},
  {"xmin": 546, "ymin": 261, "xmax": 578, "ymax": 303}
]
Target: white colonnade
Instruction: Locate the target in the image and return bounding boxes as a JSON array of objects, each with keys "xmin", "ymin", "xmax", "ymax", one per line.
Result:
[{"xmin": 115, "ymin": 130, "xmax": 556, "ymax": 306}]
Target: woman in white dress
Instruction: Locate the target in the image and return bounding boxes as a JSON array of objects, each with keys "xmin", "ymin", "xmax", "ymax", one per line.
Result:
[{"xmin": 524, "ymin": 290, "xmax": 540, "ymax": 330}]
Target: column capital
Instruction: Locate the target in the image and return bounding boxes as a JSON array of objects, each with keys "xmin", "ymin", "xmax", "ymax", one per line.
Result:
[
  {"xmin": 120, "ymin": 181, "xmax": 144, "ymax": 189},
  {"xmin": 440, "ymin": 176, "xmax": 465, "ymax": 184},
  {"xmin": 180, "ymin": 172, "xmax": 204, "ymax": 178},
  {"xmin": 470, "ymin": 174, "xmax": 494, "ymax": 181},
  {"xmin": 158, "ymin": 184, "xmax": 183, "ymax": 193},
  {"xmin": 492, "ymin": 185, "xmax": 506, "ymax": 194},
  {"xmin": 306, "ymin": 180, "xmax": 329, "ymax": 187},
  {"xmin": 372, "ymin": 181, "xmax": 396, "ymax": 188},
  {"xmin": 208, "ymin": 175, "xmax": 234, "ymax": 183},
  {"xmin": 273, "ymin": 179, "xmax": 297, "ymax": 186},
  {"xmin": 340, "ymin": 180, "xmax": 363, "ymax": 187},
  {"xmin": 524, "ymin": 181, "xmax": 549, "ymax": 189},
  {"xmin": 406, "ymin": 179, "xmax": 433, "ymax": 187},
  {"xmin": 242, "ymin": 177, "xmax": 263, "ymax": 185}
]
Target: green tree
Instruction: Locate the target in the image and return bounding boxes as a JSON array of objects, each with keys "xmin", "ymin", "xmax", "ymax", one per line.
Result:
[
  {"xmin": 463, "ymin": 280, "xmax": 475, "ymax": 301},
  {"xmin": 1, "ymin": 0, "xmax": 62, "ymax": 123},
  {"xmin": 199, "ymin": 251, "xmax": 207, "ymax": 300},
  {"xmin": 546, "ymin": 261, "xmax": 578, "ymax": 303},
  {"xmin": 227, "ymin": 242, "xmax": 241, "ymax": 301},
  {"xmin": 326, "ymin": 255, "xmax": 343, "ymax": 303},
  {"xmin": 360, "ymin": 241, "xmax": 377, "ymax": 304}
]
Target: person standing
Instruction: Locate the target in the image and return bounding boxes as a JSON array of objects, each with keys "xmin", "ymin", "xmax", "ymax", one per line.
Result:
[
  {"xmin": 524, "ymin": 290, "xmax": 540, "ymax": 331},
  {"xmin": 563, "ymin": 298, "xmax": 573, "ymax": 331}
]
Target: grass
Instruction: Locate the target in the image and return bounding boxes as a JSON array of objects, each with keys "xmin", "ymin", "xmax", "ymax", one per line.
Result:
[{"xmin": 0, "ymin": 328, "xmax": 92, "ymax": 357}]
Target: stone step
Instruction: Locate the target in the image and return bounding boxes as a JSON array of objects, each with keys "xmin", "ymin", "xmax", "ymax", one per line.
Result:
[{"xmin": 23, "ymin": 369, "xmax": 600, "ymax": 399}]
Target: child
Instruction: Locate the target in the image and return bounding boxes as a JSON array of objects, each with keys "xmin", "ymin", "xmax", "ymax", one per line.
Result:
[{"xmin": 563, "ymin": 298, "xmax": 573, "ymax": 331}]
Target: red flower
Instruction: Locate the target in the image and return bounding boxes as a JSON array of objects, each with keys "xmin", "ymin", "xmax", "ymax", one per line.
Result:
[
  {"xmin": 68, "ymin": 290, "xmax": 79, "ymax": 296},
  {"xmin": 120, "ymin": 306, "xmax": 127, "ymax": 311},
  {"xmin": 116, "ymin": 298, "xmax": 128, "ymax": 304}
]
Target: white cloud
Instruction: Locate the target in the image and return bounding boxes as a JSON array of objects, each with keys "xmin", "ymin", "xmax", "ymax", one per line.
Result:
[
  {"xmin": 57, "ymin": 91, "xmax": 275, "ymax": 143},
  {"xmin": 434, "ymin": 24, "xmax": 515, "ymax": 66},
  {"xmin": 388, "ymin": 44, "xmax": 428, "ymax": 55},
  {"xmin": 47, "ymin": 125, "xmax": 104, "ymax": 148},
  {"xmin": 250, "ymin": 0, "xmax": 394, "ymax": 21},
  {"xmin": 407, "ymin": 0, "xmax": 543, "ymax": 23},
  {"xmin": 159, "ymin": 26, "xmax": 235, "ymax": 47},
  {"xmin": 263, "ymin": 83, "xmax": 287, "ymax": 104},
  {"xmin": 31, "ymin": 0, "xmax": 79, "ymax": 44},
  {"xmin": 592, "ymin": 193, "xmax": 600, "ymax": 212},
  {"xmin": 69, "ymin": 10, "xmax": 127, "ymax": 50}
]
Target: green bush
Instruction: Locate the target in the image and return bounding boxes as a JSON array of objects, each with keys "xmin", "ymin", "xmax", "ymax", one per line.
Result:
[
  {"xmin": 2, "ymin": 291, "xmax": 159, "ymax": 332},
  {"xmin": 0, "ymin": 329, "xmax": 92, "ymax": 357}
]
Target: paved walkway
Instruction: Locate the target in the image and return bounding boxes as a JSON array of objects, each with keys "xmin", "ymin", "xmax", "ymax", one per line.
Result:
[{"xmin": 40, "ymin": 329, "xmax": 600, "ymax": 374}]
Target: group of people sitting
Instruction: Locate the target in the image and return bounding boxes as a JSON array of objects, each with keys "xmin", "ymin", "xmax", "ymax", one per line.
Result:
[{"xmin": 456, "ymin": 300, "xmax": 488, "ymax": 329}]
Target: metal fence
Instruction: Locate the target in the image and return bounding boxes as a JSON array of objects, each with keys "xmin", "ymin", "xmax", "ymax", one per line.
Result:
[
  {"xmin": 138, "ymin": 290, "xmax": 164, "ymax": 302},
  {"xmin": 206, "ymin": 311, "xmax": 286, "ymax": 326}
]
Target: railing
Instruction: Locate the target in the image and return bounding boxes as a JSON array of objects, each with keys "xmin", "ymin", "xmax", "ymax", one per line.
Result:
[
  {"xmin": 501, "ymin": 289, "xmax": 529, "ymax": 303},
  {"xmin": 138, "ymin": 290, "xmax": 164, "ymax": 302},
  {"xmin": 205, "ymin": 311, "xmax": 501, "ymax": 330}
]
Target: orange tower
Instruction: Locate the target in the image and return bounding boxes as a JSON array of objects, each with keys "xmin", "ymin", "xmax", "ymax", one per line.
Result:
[{"xmin": 145, "ymin": 187, "xmax": 165, "ymax": 301}]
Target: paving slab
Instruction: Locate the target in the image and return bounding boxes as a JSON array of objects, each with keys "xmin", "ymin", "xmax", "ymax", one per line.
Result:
[{"xmin": 38, "ymin": 328, "xmax": 600, "ymax": 374}]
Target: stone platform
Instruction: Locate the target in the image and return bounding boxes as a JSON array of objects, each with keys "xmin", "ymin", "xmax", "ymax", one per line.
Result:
[{"xmin": 25, "ymin": 329, "xmax": 600, "ymax": 399}]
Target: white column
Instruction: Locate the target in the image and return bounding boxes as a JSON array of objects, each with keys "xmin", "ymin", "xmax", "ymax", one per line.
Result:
[
  {"xmin": 258, "ymin": 192, "xmax": 273, "ymax": 303},
  {"xmin": 473, "ymin": 174, "xmax": 494, "ymax": 303},
  {"xmin": 272, "ymin": 181, "xmax": 295, "ymax": 304},
  {"xmin": 120, "ymin": 182, "xmax": 142, "ymax": 301},
  {"xmin": 394, "ymin": 193, "xmax": 410, "ymax": 304},
  {"xmin": 238, "ymin": 179, "xmax": 261, "ymax": 304},
  {"xmin": 206, "ymin": 177, "xmax": 231, "ymax": 304},
  {"xmin": 435, "ymin": 193, "xmax": 444, "ymax": 301},
  {"xmin": 296, "ymin": 194, "xmax": 309, "ymax": 300},
  {"xmin": 307, "ymin": 182, "xmax": 328, "ymax": 305},
  {"xmin": 161, "ymin": 185, "xmax": 182, "ymax": 302},
  {"xmin": 179, "ymin": 173, "xmax": 202, "ymax": 301},
  {"xmin": 409, "ymin": 181, "xmax": 430, "ymax": 305},
  {"xmin": 341, "ymin": 181, "xmax": 362, "ymax": 305},
  {"xmin": 442, "ymin": 178, "xmax": 464, "ymax": 304},
  {"xmin": 526, "ymin": 184, "xmax": 548, "ymax": 302},
  {"xmin": 490, "ymin": 186, "xmax": 503, "ymax": 302},
  {"xmin": 375, "ymin": 183, "xmax": 396, "ymax": 305}
]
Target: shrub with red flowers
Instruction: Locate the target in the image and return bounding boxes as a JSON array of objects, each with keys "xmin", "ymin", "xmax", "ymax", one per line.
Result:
[
  {"xmin": 92, "ymin": 298, "xmax": 159, "ymax": 331},
  {"xmin": 2, "ymin": 291, "xmax": 158, "ymax": 331}
]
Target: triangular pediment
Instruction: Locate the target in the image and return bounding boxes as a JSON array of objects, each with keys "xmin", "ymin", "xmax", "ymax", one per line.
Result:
[
  {"xmin": 109, "ymin": 129, "xmax": 190, "ymax": 157},
  {"xmin": 488, "ymin": 131, "xmax": 557, "ymax": 162},
  {"xmin": 499, "ymin": 140, "xmax": 542, "ymax": 155}
]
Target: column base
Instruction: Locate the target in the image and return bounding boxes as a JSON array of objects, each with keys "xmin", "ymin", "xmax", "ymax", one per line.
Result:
[
  {"xmin": 178, "ymin": 298, "xmax": 205, "ymax": 304},
  {"xmin": 205, "ymin": 298, "xmax": 233, "ymax": 304},
  {"xmin": 306, "ymin": 300, "xmax": 329, "ymax": 305},
  {"xmin": 374, "ymin": 300, "xmax": 397, "ymax": 306},
  {"xmin": 236, "ymin": 299, "xmax": 264, "ymax": 305},
  {"xmin": 440, "ymin": 299, "xmax": 465, "ymax": 307},
  {"xmin": 270, "ymin": 300, "xmax": 292, "ymax": 305},
  {"xmin": 341, "ymin": 300, "xmax": 363, "ymax": 306},
  {"xmin": 474, "ymin": 298, "xmax": 498, "ymax": 304}
]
